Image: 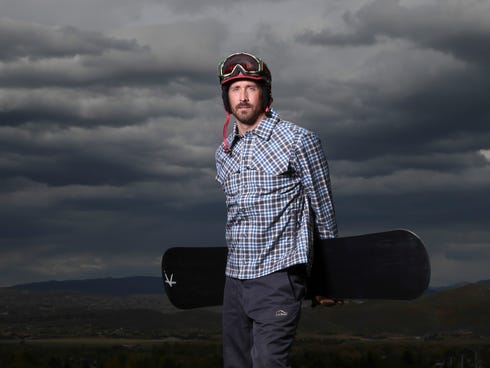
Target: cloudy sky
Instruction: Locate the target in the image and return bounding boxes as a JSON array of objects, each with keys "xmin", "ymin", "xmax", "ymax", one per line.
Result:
[{"xmin": 1, "ymin": 0, "xmax": 489, "ymax": 287}]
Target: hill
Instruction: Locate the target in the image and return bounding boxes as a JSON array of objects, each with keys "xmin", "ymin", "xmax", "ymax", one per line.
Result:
[
  {"xmin": 425, "ymin": 278, "xmax": 490, "ymax": 294},
  {"xmin": 299, "ymin": 283, "xmax": 490, "ymax": 337},
  {"xmin": 11, "ymin": 276, "xmax": 490, "ymax": 296},
  {"xmin": 10, "ymin": 276, "xmax": 164, "ymax": 296},
  {"xmin": 1, "ymin": 282, "xmax": 489, "ymax": 340}
]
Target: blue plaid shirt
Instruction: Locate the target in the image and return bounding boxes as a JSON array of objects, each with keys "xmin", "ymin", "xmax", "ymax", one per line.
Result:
[{"xmin": 215, "ymin": 109, "xmax": 337, "ymax": 279}]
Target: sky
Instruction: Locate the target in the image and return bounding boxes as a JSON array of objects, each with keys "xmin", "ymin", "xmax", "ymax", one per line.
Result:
[{"xmin": 1, "ymin": 0, "xmax": 489, "ymax": 287}]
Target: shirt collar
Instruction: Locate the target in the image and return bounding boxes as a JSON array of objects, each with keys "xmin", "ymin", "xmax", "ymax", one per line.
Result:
[{"xmin": 230, "ymin": 108, "xmax": 280, "ymax": 144}]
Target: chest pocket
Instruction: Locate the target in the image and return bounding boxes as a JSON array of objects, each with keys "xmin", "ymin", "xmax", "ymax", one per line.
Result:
[
  {"xmin": 216, "ymin": 154, "xmax": 241, "ymax": 197},
  {"xmin": 216, "ymin": 137, "xmax": 297, "ymax": 197},
  {"xmin": 246, "ymin": 141, "xmax": 298, "ymax": 195}
]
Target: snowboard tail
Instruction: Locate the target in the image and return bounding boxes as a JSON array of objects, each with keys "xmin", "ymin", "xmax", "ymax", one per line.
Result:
[{"xmin": 162, "ymin": 246, "xmax": 227, "ymax": 309}]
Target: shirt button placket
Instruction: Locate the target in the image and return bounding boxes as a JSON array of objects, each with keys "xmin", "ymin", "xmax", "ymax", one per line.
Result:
[{"xmin": 241, "ymin": 133, "xmax": 253, "ymax": 244}]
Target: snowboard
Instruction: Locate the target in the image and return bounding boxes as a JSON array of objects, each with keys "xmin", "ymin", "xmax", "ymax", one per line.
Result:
[{"xmin": 161, "ymin": 229, "xmax": 431, "ymax": 309}]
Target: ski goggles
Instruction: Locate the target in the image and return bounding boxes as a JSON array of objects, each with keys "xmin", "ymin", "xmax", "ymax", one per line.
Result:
[{"xmin": 218, "ymin": 52, "xmax": 266, "ymax": 83}]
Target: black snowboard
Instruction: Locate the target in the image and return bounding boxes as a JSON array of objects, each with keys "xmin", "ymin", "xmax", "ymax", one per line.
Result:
[{"xmin": 161, "ymin": 229, "xmax": 430, "ymax": 309}]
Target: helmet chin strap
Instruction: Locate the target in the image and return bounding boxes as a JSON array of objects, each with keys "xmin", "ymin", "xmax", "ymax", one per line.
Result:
[{"xmin": 222, "ymin": 111, "xmax": 231, "ymax": 154}]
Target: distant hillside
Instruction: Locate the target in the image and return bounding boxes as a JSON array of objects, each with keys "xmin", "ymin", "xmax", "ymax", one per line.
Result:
[
  {"xmin": 299, "ymin": 283, "xmax": 490, "ymax": 337},
  {"xmin": 11, "ymin": 275, "xmax": 490, "ymax": 297},
  {"xmin": 11, "ymin": 276, "xmax": 164, "ymax": 296},
  {"xmin": 425, "ymin": 278, "xmax": 490, "ymax": 294},
  {"xmin": 1, "ymin": 283, "xmax": 489, "ymax": 339},
  {"xmin": 478, "ymin": 279, "xmax": 490, "ymax": 286}
]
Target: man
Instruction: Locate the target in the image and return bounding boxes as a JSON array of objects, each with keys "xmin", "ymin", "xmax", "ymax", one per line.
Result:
[{"xmin": 215, "ymin": 52, "xmax": 337, "ymax": 368}]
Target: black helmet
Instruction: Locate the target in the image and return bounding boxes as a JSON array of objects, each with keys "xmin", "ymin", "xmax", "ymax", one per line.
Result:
[{"xmin": 218, "ymin": 52, "xmax": 272, "ymax": 112}]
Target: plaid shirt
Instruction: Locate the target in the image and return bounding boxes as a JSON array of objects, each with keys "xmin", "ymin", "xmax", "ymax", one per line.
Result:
[{"xmin": 215, "ymin": 109, "xmax": 337, "ymax": 279}]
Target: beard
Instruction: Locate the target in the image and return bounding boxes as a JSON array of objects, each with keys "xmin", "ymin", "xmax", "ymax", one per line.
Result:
[{"xmin": 231, "ymin": 102, "xmax": 264, "ymax": 127}]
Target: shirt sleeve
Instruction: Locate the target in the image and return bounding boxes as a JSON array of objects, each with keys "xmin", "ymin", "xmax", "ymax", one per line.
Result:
[{"xmin": 295, "ymin": 130, "xmax": 338, "ymax": 239}]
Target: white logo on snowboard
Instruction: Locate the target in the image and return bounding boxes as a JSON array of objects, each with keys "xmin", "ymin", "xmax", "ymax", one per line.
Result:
[{"xmin": 164, "ymin": 271, "xmax": 176, "ymax": 287}]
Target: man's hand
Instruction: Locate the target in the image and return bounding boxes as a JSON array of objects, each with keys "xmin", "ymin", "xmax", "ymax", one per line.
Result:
[{"xmin": 312, "ymin": 295, "xmax": 344, "ymax": 307}]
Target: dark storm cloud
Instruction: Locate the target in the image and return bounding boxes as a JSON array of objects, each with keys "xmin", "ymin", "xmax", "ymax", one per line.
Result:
[
  {"xmin": 295, "ymin": 1, "xmax": 490, "ymax": 133},
  {"xmin": 0, "ymin": 17, "xmax": 145, "ymax": 61},
  {"xmin": 0, "ymin": 88, "xmax": 198, "ymax": 128},
  {"xmin": 292, "ymin": 1, "xmax": 490, "ymax": 169},
  {"xmin": 289, "ymin": 0, "xmax": 490, "ymax": 287},
  {"xmin": 319, "ymin": 68, "xmax": 490, "ymax": 161},
  {"xmin": 0, "ymin": 49, "xmax": 203, "ymax": 89},
  {"xmin": 0, "ymin": 18, "xmax": 219, "ymax": 90},
  {"xmin": 0, "ymin": 17, "xmax": 222, "ymax": 133},
  {"xmin": 298, "ymin": 0, "xmax": 490, "ymax": 65},
  {"xmin": 162, "ymin": 0, "xmax": 287, "ymax": 14},
  {"xmin": 1, "ymin": 0, "xmax": 489, "ymax": 287},
  {"xmin": 0, "ymin": 0, "xmax": 148, "ymax": 31},
  {"xmin": 0, "ymin": 14, "xmax": 223, "ymax": 287}
]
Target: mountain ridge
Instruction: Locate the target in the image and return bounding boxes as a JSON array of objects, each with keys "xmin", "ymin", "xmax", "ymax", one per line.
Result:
[
  {"xmin": 9, "ymin": 276, "xmax": 165, "ymax": 296},
  {"xmin": 9, "ymin": 276, "xmax": 490, "ymax": 296}
]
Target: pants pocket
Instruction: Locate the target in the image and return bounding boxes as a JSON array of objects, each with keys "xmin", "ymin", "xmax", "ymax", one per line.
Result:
[{"xmin": 287, "ymin": 270, "xmax": 306, "ymax": 301}]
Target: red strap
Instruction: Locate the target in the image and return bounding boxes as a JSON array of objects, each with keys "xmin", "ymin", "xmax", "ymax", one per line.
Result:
[{"xmin": 222, "ymin": 112, "xmax": 231, "ymax": 154}]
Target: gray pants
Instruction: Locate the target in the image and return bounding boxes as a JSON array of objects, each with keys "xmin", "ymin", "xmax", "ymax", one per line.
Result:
[{"xmin": 222, "ymin": 266, "xmax": 306, "ymax": 368}]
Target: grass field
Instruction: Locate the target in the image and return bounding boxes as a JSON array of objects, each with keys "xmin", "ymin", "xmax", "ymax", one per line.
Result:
[
  {"xmin": 2, "ymin": 284, "xmax": 489, "ymax": 367},
  {"xmin": 1, "ymin": 336, "xmax": 489, "ymax": 368}
]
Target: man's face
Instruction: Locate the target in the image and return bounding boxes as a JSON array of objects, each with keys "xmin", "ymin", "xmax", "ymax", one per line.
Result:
[{"xmin": 228, "ymin": 80, "xmax": 265, "ymax": 128}]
